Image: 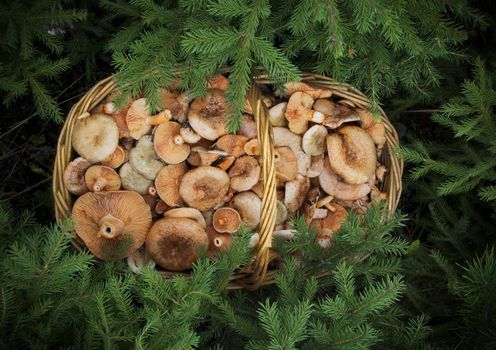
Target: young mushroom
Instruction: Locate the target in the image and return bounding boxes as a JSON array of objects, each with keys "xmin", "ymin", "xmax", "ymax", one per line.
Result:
[
  {"xmin": 274, "ymin": 147, "xmax": 298, "ymax": 182},
  {"xmin": 64, "ymin": 157, "xmax": 92, "ymax": 195},
  {"xmin": 212, "ymin": 207, "xmax": 241, "ymax": 233},
  {"xmin": 119, "ymin": 163, "xmax": 153, "ymax": 195},
  {"xmin": 230, "ymin": 191, "xmax": 261, "ymax": 229},
  {"xmin": 126, "ymin": 98, "xmax": 172, "ymax": 140},
  {"xmin": 130, "ymin": 135, "xmax": 165, "ymax": 179},
  {"xmin": 188, "ymin": 89, "xmax": 228, "ymax": 140},
  {"xmin": 319, "ymin": 159, "xmax": 371, "ymax": 200},
  {"xmin": 302, "ymin": 125, "xmax": 328, "ymax": 156},
  {"xmin": 84, "ymin": 165, "xmax": 121, "ymax": 192},
  {"xmin": 101, "ymin": 145, "xmax": 127, "ymax": 169},
  {"xmin": 179, "ymin": 166, "xmax": 230, "ymax": 211},
  {"xmin": 228, "ymin": 155, "xmax": 261, "ymax": 192},
  {"xmin": 146, "ymin": 217, "xmax": 208, "ymax": 271},
  {"xmin": 163, "ymin": 207, "xmax": 206, "ymax": 228},
  {"xmin": 327, "ymin": 126, "xmax": 377, "ymax": 185},
  {"xmin": 285, "ymin": 92, "xmax": 325, "ymax": 134},
  {"xmin": 72, "ymin": 191, "xmax": 152, "ymax": 260},
  {"xmin": 155, "ymin": 163, "xmax": 187, "ymax": 207},
  {"xmin": 154, "ymin": 121, "xmax": 191, "ymax": 164},
  {"xmin": 244, "ymin": 139, "xmax": 260, "ymax": 156},
  {"xmin": 72, "ymin": 113, "xmax": 119, "ymax": 163}
]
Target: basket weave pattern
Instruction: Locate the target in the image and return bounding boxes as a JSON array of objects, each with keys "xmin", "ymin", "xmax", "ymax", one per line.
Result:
[{"xmin": 53, "ymin": 73, "xmax": 403, "ymax": 290}]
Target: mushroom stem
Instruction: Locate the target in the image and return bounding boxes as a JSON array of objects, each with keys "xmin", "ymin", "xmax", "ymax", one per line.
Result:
[
  {"xmin": 173, "ymin": 134, "xmax": 184, "ymax": 145},
  {"xmin": 146, "ymin": 110, "xmax": 172, "ymax": 125},
  {"xmin": 148, "ymin": 185, "xmax": 157, "ymax": 197},
  {"xmin": 97, "ymin": 214, "xmax": 125, "ymax": 239},
  {"xmin": 214, "ymin": 237, "xmax": 224, "ymax": 248},
  {"xmin": 304, "ymin": 110, "xmax": 325, "ymax": 123},
  {"xmin": 93, "ymin": 177, "xmax": 108, "ymax": 192}
]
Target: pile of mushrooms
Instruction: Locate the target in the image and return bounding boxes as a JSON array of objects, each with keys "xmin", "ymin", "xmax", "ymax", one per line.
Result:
[{"xmin": 67, "ymin": 76, "xmax": 388, "ymax": 272}]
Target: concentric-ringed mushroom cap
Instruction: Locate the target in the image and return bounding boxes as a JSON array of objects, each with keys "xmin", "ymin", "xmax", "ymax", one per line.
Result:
[
  {"xmin": 228, "ymin": 155, "xmax": 261, "ymax": 192},
  {"xmin": 102, "ymin": 145, "xmax": 127, "ymax": 169},
  {"xmin": 319, "ymin": 158, "xmax": 371, "ymax": 200},
  {"xmin": 179, "ymin": 166, "xmax": 230, "ymax": 211},
  {"xmin": 155, "ymin": 163, "xmax": 187, "ymax": 207},
  {"xmin": 327, "ymin": 125, "xmax": 377, "ymax": 185},
  {"xmin": 64, "ymin": 157, "xmax": 92, "ymax": 195},
  {"xmin": 302, "ymin": 125, "xmax": 328, "ymax": 156},
  {"xmin": 72, "ymin": 113, "xmax": 119, "ymax": 163},
  {"xmin": 230, "ymin": 191, "xmax": 261, "ymax": 229},
  {"xmin": 212, "ymin": 207, "xmax": 241, "ymax": 233},
  {"xmin": 275, "ymin": 147, "xmax": 297, "ymax": 182},
  {"xmin": 84, "ymin": 165, "xmax": 121, "ymax": 192},
  {"xmin": 285, "ymin": 92, "xmax": 325, "ymax": 134},
  {"xmin": 119, "ymin": 162, "xmax": 153, "ymax": 195},
  {"xmin": 163, "ymin": 207, "xmax": 206, "ymax": 228},
  {"xmin": 146, "ymin": 217, "xmax": 208, "ymax": 271},
  {"xmin": 154, "ymin": 121, "xmax": 191, "ymax": 164},
  {"xmin": 188, "ymin": 89, "xmax": 228, "ymax": 140},
  {"xmin": 129, "ymin": 135, "xmax": 165, "ymax": 179},
  {"xmin": 126, "ymin": 98, "xmax": 172, "ymax": 140},
  {"xmin": 206, "ymin": 226, "xmax": 232, "ymax": 257},
  {"xmin": 72, "ymin": 191, "xmax": 152, "ymax": 260}
]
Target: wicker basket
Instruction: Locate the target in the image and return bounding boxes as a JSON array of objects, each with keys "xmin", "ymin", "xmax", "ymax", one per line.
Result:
[{"xmin": 53, "ymin": 73, "xmax": 403, "ymax": 290}]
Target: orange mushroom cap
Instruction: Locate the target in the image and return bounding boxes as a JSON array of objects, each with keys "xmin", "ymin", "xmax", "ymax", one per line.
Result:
[
  {"xmin": 84, "ymin": 165, "xmax": 121, "ymax": 192},
  {"xmin": 155, "ymin": 163, "xmax": 187, "ymax": 207},
  {"xmin": 228, "ymin": 155, "xmax": 261, "ymax": 192},
  {"xmin": 101, "ymin": 145, "xmax": 127, "ymax": 169},
  {"xmin": 212, "ymin": 207, "xmax": 241, "ymax": 233},
  {"xmin": 154, "ymin": 121, "xmax": 191, "ymax": 164},
  {"xmin": 215, "ymin": 135, "xmax": 249, "ymax": 158}
]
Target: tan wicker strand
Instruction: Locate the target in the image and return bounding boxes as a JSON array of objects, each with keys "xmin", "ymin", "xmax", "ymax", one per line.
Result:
[{"xmin": 53, "ymin": 73, "xmax": 403, "ymax": 290}]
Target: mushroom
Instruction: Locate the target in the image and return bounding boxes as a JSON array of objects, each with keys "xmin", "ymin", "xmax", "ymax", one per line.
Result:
[
  {"xmin": 244, "ymin": 139, "xmax": 260, "ymax": 156},
  {"xmin": 203, "ymin": 210, "xmax": 214, "ymax": 227},
  {"xmin": 154, "ymin": 121, "xmax": 191, "ymax": 164},
  {"xmin": 64, "ymin": 157, "xmax": 92, "ymax": 195},
  {"xmin": 127, "ymin": 247, "xmax": 156, "ymax": 274},
  {"xmin": 101, "ymin": 145, "xmax": 127, "ymax": 169},
  {"xmin": 103, "ymin": 101, "xmax": 132, "ymax": 139},
  {"xmin": 119, "ymin": 162, "xmax": 153, "ymax": 195},
  {"xmin": 212, "ymin": 155, "xmax": 236, "ymax": 171},
  {"xmin": 215, "ymin": 135, "xmax": 249, "ymax": 157},
  {"xmin": 129, "ymin": 135, "xmax": 165, "ymax": 179},
  {"xmin": 274, "ymin": 147, "xmax": 297, "ymax": 182},
  {"xmin": 126, "ymin": 98, "xmax": 172, "ymax": 140},
  {"xmin": 302, "ymin": 125, "xmax": 327, "ymax": 156},
  {"xmin": 72, "ymin": 113, "xmax": 119, "ymax": 163},
  {"xmin": 188, "ymin": 89, "xmax": 227, "ymax": 140},
  {"xmin": 357, "ymin": 109, "xmax": 386, "ymax": 149},
  {"xmin": 312, "ymin": 204, "xmax": 347, "ymax": 232},
  {"xmin": 273, "ymin": 127, "xmax": 311, "ymax": 176},
  {"xmin": 314, "ymin": 99, "xmax": 360, "ymax": 129},
  {"xmin": 251, "ymin": 180, "xmax": 264, "ymax": 198},
  {"xmin": 238, "ymin": 114, "xmax": 258, "ymax": 139},
  {"xmin": 187, "ymin": 147, "xmax": 227, "ymax": 167},
  {"xmin": 206, "ymin": 226, "xmax": 232, "ymax": 257},
  {"xmin": 159, "ymin": 89, "xmax": 193, "ymax": 123},
  {"xmin": 263, "ymin": 96, "xmax": 275, "ymax": 108},
  {"xmin": 72, "ymin": 191, "xmax": 152, "ymax": 260},
  {"xmin": 285, "ymin": 92, "xmax": 325, "ymax": 134},
  {"xmin": 179, "ymin": 166, "xmax": 230, "ymax": 211},
  {"xmin": 229, "ymin": 156, "xmax": 261, "ymax": 192},
  {"xmin": 207, "ymin": 74, "xmax": 229, "ymax": 91},
  {"xmin": 163, "ymin": 207, "xmax": 206, "ymax": 228},
  {"xmin": 370, "ymin": 186, "xmax": 388, "ymax": 203},
  {"xmin": 275, "ymin": 201, "xmax": 288, "ymax": 225},
  {"xmin": 327, "ymin": 126, "xmax": 377, "ymax": 184},
  {"xmin": 230, "ymin": 191, "xmax": 261, "ymax": 229},
  {"xmin": 212, "ymin": 207, "xmax": 241, "ymax": 233},
  {"xmin": 84, "ymin": 165, "xmax": 121, "ymax": 192},
  {"xmin": 155, "ymin": 200, "xmax": 169, "ymax": 215},
  {"xmin": 179, "ymin": 122, "xmax": 201, "ymax": 144},
  {"xmin": 146, "ymin": 217, "xmax": 208, "ymax": 271},
  {"xmin": 376, "ymin": 165, "xmax": 387, "ymax": 183},
  {"xmin": 302, "ymin": 186, "xmax": 320, "ymax": 224},
  {"xmin": 155, "ymin": 163, "xmax": 187, "ymax": 207},
  {"xmin": 307, "ymin": 155, "xmax": 324, "ymax": 178},
  {"xmin": 319, "ymin": 159, "xmax": 371, "ymax": 200},
  {"xmin": 284, "ymin": 175, "xmax": 310, "ymax": 213},
  {"xmin": 269, "ymin": 102, "xmax": 288, "ymax": 126},
  {"xmin": 283, "ymin": 82, "xmax": 333, "ymax": 99}
]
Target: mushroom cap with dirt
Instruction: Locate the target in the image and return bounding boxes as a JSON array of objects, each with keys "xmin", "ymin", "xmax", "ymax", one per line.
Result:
[
  {"xmin": 311, "ymin": 203, "xmax": 347, "ymax": 232},
  {"xmin": 84, "ymin": 165, "xmax": 121, "ymax": 192},
  {"xmin": 155, "ymin": 163, "xmax": 187, "ymax": 207},
  {"xmin": 188, "ymin": 89, "xmax": 228, "ymax": 140},
  {"xmin": 212, "ymin": 207, "xmax": 241, "ymax": 233},
  {"xmin": 146, "ymin": 217, "xmax": 208, "ymax": 271},
  {"xmin": 159, "ymin": 90, "xmax": 193, "ymax": 123},
  {"xmin": 163, "ymin": 207, "xmax": 206, "ymax": 228},
  {"xmin": 64, "ymin": 157, "xmax": 92, "ymax": 195},
  {"xmin": 154, "ymin": 121, "xmax": 191, "ymax": 164},
  {"xmin": 274, "ymin": 147, "xmax": 298, "ymax": 182},
  {"xmin": 179, "ymin": 166, "xmax": 230, "ymax": 211},
  {"xmin": 72, "ymin": 113, "xmax": 119, "ymax": 163},
  {"xmin": 230, "ymin": 191, "xmax": 261, "ymax": 229},
  {"xmin": 319, "ymin": 158, "xmax": 371, "ymax": 200},
  {"xmin": 327, "ymin": 125, "xmax": 377, "ymax": 185},
  {"xmin": 302, "ymin": 125, "xmax": 328, "ymax": 156},
  {"xmin": 228, "ymin": 155, "xmax": 261, "ymax": 192},
  {"xmin": 285, "ymin": 92, "xmax": 325, "ymax": 134},
  {"xmin": 119, "ymin": 162, "xmax": 153, "ymax": 195},
  {"xmin": 72, "ymin": 191, "xmax": 152, "ymax": 260},
  {"xmin": 130, "ymin": 135, "xmax": 165, "ymax": 179}
]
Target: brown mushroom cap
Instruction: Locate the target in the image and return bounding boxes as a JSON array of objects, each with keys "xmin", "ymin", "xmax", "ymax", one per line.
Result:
[
  {"xmin": 357, "ymin": 109, "xmax": 386, "ymax": 148},
  {"xmin": 180, "ymin": 122, "xmax": 201, "ymax": 143},
  {"xmin": 215, "ymin": 135, "xmax": 249, "ymax": 157},
  {"xmin": 104, "ymin": 101, "xmax": 131, "ymax": 139},
  {"xmin": 212, "ymin": 207, "xmax": 241, "ymax": 233},
  {"xmin": 159, "ymin": 90, "xmax": 192, "ymax": 123},
  {"xmin": 64, "ymin": 157, "xmax": 92, "ymax": 195},
  {"xmin": 179, "ymin": 166, "xmax": 230, "ymax": 211},
  {"xmin": 154, "ymin": 121, "xmax": 191, "ymax": 164},
  {"xmin": 230, "ymin": 191, "xmax": 261, "ymax": 229},
  {"xmin": 283, "ymin": 82, "xmax": 333, "ymax": 99},
  {"xmin": 311, "ymin": 204, "xmax": 347, "ymax": 232},
  {"xmin": 275, "ymin": 147, "xmax": 298, "ymax": 182},
  {"xmin": 244, "ymin": 139, "xmax": 260, "ymax": 156},
  {"xmin": 126, "ymin": 98, "xmax": 172, "ymax": 140},
  {"xmin": 72, "ymin": 191, "xmax": 152, "ymax": 260},
  {"xmin": 319, "ymin": 158, "xmax": 371, "ymax": 200},
  {"xmin": 273, "ymin": 127, "xmax": 311, "ymax": 176},
  {"xmin": 207, "ymin": 74, "xmax": 229, "ymax": 91},
  {"xmin": 72, "ymin": 113, "xmax": 119, "ymax": 163},
  {"xmin": 101, "ymin": 145, "xmax": 127, "ymax": 169},
  {"xmin": 284, "ymin": 174, "xmax": 310, "ymax": 213},
  {"xmin": 228, "ymin": 155, "xmax": 261, "ymax": 192},
  {"xmin": 188, "ymin": 89, "xmax": 228, "ymax": 140},
  {"xmin": 84, "ymin": 165, "xmax": 121, "ymax": 192},
  {"xmin": 206, "ymin": 226, "xmax": 232, "ymax": 257},
  {"xmin": 146, "ymin": 217, "xmax": 208, "ymax": 271},
  {"xmin": 155, "ymin": 163, "xmax": 187, "ymax": 207},
  {"xmin": 302, "ymin": 125, "xmax": 328, "ymax": 156},
  {"xmin": 238, "ymin": 114, "xmax": 258, "ymax": 139},
  {"xmin": 163, "ymin": 207, "xmax": 206, "ymax": 228},
  {"xmin": 119, "ymin": 162, "xmax": 153, "ymax": 195},
  {"xmin": 327, "ymin": 126, "xmax": 377, "ymax": 185},
  {"xmin": 314, "ymin": 99, "xmax": 360, "ymax": 129},
  {"xmin": 285, "ymin": 92, "xmax": 324, "ymax": 134}
]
